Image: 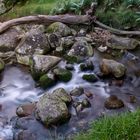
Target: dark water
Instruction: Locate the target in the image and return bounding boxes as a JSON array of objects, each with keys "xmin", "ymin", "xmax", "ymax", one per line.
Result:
[{"xmin": 0, "ymin": 50, "xmax": 140, "ymax": 140}]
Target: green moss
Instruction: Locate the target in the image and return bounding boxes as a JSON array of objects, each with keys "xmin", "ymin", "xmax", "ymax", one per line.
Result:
[
  {"xmin": 82, "ymin": 74, "xmax": 97, "ymax": 83},
  {"xmin": 64, "ymin": 55, "xmax": 78, "ymax": 64},
  {"xmin": 80, "ymin": 62, "xmax": 94, "ymax": 71},
  {"xmin": 53, "ymin": 68, "xmax": 72, "ymax": 82},
  {"xmin": 39, "ymin": 74, "xmax": 55, "ymax": 89}
]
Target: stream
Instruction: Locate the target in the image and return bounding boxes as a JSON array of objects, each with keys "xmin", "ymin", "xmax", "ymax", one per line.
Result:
[{"xmin": 0, "ymin": 50, "xmax": 140, "ymax": 140}]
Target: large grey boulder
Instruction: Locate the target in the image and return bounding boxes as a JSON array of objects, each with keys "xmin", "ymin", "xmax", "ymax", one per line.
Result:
[
  {"xmin": 0, "ymin": 28, "xmax": 21, "ymax": 52},
  {"xmin": 35, "ymin": 88, "xmax": 71, "ymax": 126},
  {"xmin": 100, "ymin": 59, "xmax": 126, "ymax": 78},
  {"xmin": 107, "ymin": 35, "xmax": 140, "ymax": 50},
  {"xmin": 30, "ymin": 54, "xmax": 61, "ymax": 79},
  {"xmin": 15, "ymin": 29, "xmax": 50, "ymax": 65}
]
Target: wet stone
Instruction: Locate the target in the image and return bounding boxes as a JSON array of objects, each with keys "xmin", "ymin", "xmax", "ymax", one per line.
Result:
[
  {"xmin": 104, "ymin": 95, "xmax": 124, "ymax": 109},
  {"xmin": 82, "ymin": 74, "xmax": 98, "ymax": 83},
  {"xmin": 70, "ymin": 87, "xmax": 84, "ymax": 97}
]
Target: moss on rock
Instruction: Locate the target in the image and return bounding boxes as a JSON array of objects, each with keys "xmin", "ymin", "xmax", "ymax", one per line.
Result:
[
  {"xmin": 82, "ymin": 74, "xmax": 98, "ymax": 83},
  {"xmin": 53, "ymin": 68, "xmax": 72, "ymax": 82}
]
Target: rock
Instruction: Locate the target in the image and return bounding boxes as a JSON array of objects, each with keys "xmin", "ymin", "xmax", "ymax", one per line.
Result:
[
  {"xmin": 64, "ymin": 55, "xmax": 78, "ymax": 64},
  {"xmin": 0, "ymin": 28, "xmax": 21, "ymax": 52},
  {"xmin": 129, "ymin": 95, "xmax": 136, "ymax": 103},
  {"xmin": 68, "ymin": 40, "xmax": 93, "ymax": 62},
  {"xmin": 100, "ymin": 59, "xmax": 126, "ymax": 78},
  {"xmin": 104, "ymin": 95, "xmax": 124, "ymax": 109},
  {"xmin": 85, "ymin": 92, "xmax": 93, "ymax": 98},
  {"xmin": 97, "ymin": 45, "xmax": 108, "ymax": 52},
  {"xmin": 74, "ymin": 98, "xmax": 91, "ymax": 112},
  {"xmin": 35, "ymin": 88, "xmax": 71, "ymax": 126},
  {"xmin": 82, "ymin": 74, "xmax": 98, "ymax": 83},
  {"xmin": 76, "ymin": 104, "xmax": 83, "ymax": 112},
  {"xmin": 77, "ymin": 28, "xmax": 87, "ymax": 37},
  {"xmin": 70, "ymin": 87, "xmax": 84, "ymax": 97},
  {"xmin": 15, "ymin": 29, "xmax": 50, "ymax": 65},
  {"xmin": 17, "ymin": 130, "xmax": 36, "ymax": 140},
  {"xmin": 107, "ymin": 35, "xmax": 140, "ymax": 50},
  {"xmin": 82, "ymin": 98, "xmax": 91, "ymax": 108},
  {"xmin": 110, "ymin": 79, "xmax": 123, "ymax": 86},
  {"xmin": 65, "ymin": 64, "xmax": 74, "ymax": 70},
  {"xmin": 47, "ymin": 33, "xmax": 61, "ymax": 49},
  {"xmin": 0, "ymin": 59, "xmax": 4, "ymax": 72},
  {"xmin": 61, "ymin": 36, "xmax": 75, "ymax": 49},
  {"xmin": 39, "ymin": 73, "xmax": 56, "ymax": 89},
  {"xmin": 30, "ymin": 55, "xmax": 61, "ymax": 80},
  {"xmin": 46, "ymin": 22, "xmax": 72, "ymax": 37},
  {"xmin": 80, "ymin": 61, "xmax": 94, "ymax": 71},
  {"xmin": 16, "ymin": 103, "xmax": 36, "ymax": 117},
  {"xmin": 53, "ymin": 68, "xmax": 72, "ymax": 82}
]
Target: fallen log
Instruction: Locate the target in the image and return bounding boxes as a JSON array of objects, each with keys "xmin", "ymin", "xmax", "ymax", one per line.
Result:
[
  {"xmin": 95, "ymin": 20, "xmax": 140, "ymax": 36},
  {"xmin": 0, "ymin": 15, "xmax": 91, "ymax": 34},
  {"xmin": 0, "ymin": 14, "xmax": 140, "ymax": 36}
]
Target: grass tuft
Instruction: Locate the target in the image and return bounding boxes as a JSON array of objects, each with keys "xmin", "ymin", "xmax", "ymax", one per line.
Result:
[{"xmin": 74, "ymin": 109, "xmax": 140, "ymax": 140}]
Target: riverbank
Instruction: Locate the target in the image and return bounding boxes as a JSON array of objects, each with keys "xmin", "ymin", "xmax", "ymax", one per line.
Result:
[{"xmin": 75, "ymin": 109, "xmax": 140, "ymax": 140}]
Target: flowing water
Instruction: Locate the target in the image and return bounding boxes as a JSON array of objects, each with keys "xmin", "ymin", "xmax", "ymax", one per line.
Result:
[{"xmin": 0, "ymin": 50, "xmax": 140, "ymax": 140}]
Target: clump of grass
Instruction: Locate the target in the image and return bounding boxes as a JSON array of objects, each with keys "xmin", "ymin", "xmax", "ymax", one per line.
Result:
[{"xmin": 74, "ymin": 109, "xmax": 140, "ymax": 140}]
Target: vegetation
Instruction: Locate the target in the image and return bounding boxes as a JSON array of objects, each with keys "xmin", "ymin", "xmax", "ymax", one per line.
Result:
[
  {"xmin": 1, "ymin": 0, "xmax": 139, "ymax": 29},
  {"xmin": 0, "ymin": 0, "xmax": 57, "ymax": 20},
  {"xmin": 74, "ymin": 109, "xmax": 140, "ymax": 140}
]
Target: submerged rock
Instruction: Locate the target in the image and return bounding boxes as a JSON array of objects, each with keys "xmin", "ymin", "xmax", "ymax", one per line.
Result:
[
  {"xmin": 15, "ymin": 29, "xmax": 50, "ymax": 65},
  {"xmin": 30, "ymin": 54, "xmax": 61, "ymax": 80},
  {"xmin": 70, "ymin": 87, "xmax": 84, "ymax": 97},
  {"xmin": 16, "ymin": 130, "xmax": 36, "ymax": 140},
  {"xmin": 39, "ymin": 73, "xmax": 56, "ymax": 89},
  {"xmin": 100, "ymin": 59, "xmax": 126, "ymax": 78},
  {"xmin": 104, "ymin": 95, "xmax": 124, "ymax": 109},
  {"xmin": 107, "ymin": 35, "xmax": 140, "ymax": 50},
  {"xmin": 46, "ymin": 22, "xmax": 72, "ymax": 37},
  {"xmin": 0, "ymin": 28, "xmax": 21, "ymax": 52},
  {"xmin": 82, "ymin": 74, "xmax": 98, "ymax": 83},
  {"xmin": 80, "ymin": 61, "xmax": 94, "ymax": 71},
  {"xmin": 16, "ymin": 103, "xmax": 36, "ymax": 117},
  {"xmin": 35, "ymin": 88, "xmax": 71, "ymax": 126},
  {"xmin": 68, "ymin": 40, "xmax": 93, "ymax": 62},
  {"xmin": 53, "ymin": 68, "xmax": 72, "ymax": 82},
  {"xmin": 0, "ymin": 59, "xmax": 4, "ymax": 72}
]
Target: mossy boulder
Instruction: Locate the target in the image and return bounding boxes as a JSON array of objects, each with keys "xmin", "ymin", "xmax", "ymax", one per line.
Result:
[
  {"xmin": 104, "ymin": 95, "xmax": 124, "ymax": 109},
  {"xmin": 80, "ymin": 61, "xmax": 94, "ymax": 71},
  {"xmin": 82, "ymin": 74, "xmax": 98, "ymax": 83},
  {"xmin": 0, "ymin": 59, "xmax": 5, "ymax": 72},
  {"xmin": 35, "ymin": 88, "xmax": 71, "ymax": 127},
  {"xmin": 15, "ymin": 29, "xmax": 50, "ymax": 65},
  {"xmin": 100, "ymin": 59, "xmax": 126, "ymax": 78},
  {"xmin": 46, "ymin": 22, "xmax": 72, "ymax": 37},
  {"xmin": 53, "ymin": 68, "xmax": 72, "ymax": 82},
  {"xmin": 39, "ymin": 73, "xmax": 56, "ymax": 89},
  {"xmin": 30, "ymin": 55, "xmax": 61, "ymax": 80},
  {"xmin": 64, "ymin": 55, "xmax": 78, "ymax": 64}
]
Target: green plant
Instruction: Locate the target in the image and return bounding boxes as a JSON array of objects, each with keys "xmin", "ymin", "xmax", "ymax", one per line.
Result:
[{"xmin": 74, "ymin": 109, "xmax": 140, "ymax": 140}]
